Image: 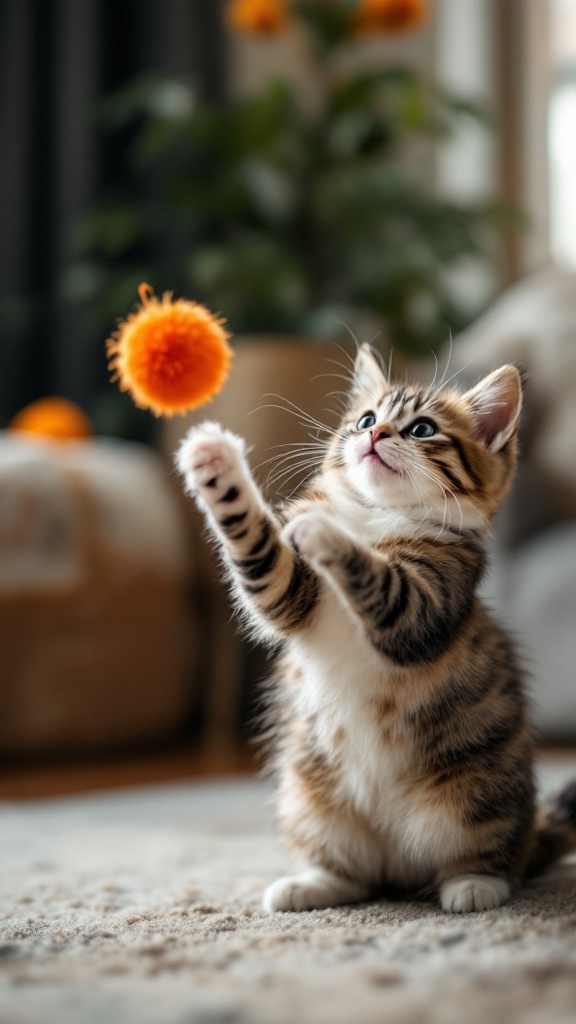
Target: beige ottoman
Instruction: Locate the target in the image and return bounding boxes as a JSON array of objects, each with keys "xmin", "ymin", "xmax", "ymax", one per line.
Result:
[{"xmin": 0, "ymin": 434, "xmax": 195, "ymax": 757}]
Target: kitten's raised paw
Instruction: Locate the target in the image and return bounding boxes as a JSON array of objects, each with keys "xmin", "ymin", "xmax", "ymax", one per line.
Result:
[
  {"xmin": 263, "ymin": 868, "xmax": 370, "ymax": 913},
  {"xmin": 176, "ymin": 421, "xmax": 246, "ymax": 501},
  {"xmin": 281, "ymin": 512, "xmax": 346, "ymax": 568},
  {"xmin": 440, "ymin": 874, "xmax": 510, "ymax": 913}
]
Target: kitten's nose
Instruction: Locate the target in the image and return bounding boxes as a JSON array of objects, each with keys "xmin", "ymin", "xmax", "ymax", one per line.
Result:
[{"xmin": 371, "ymin": 425, "xmax": 391, "ymax": 443}]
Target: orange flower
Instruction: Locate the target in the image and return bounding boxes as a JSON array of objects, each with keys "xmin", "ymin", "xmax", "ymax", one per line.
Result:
[
  {"xmin": 9, "ymin": 397, "xmax": 93, "ymax": 441},
  {"xmin": 225, "ymin": 0, "xmax": 289, "ymax": 36},
  {"xmin": 107, "ymin": 284, "xmax": 233, "ymax": 418},
  {"xmin": 352, "ymin": 0, "xmax": 428, "ymax": 34}
]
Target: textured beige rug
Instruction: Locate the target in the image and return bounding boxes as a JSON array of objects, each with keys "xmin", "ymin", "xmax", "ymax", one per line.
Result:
[{"xmin": 1, "ymin": 763, "xmax": 576, "ymax": 1024}]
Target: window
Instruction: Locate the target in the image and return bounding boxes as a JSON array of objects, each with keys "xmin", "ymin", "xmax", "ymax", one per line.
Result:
[{"xmin": 549, "ymin": 0, "xmax": 576, "ymax": 266}]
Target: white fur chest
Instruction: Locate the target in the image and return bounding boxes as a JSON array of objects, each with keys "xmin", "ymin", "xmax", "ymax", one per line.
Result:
[
  {"xmin": 291, "ymin": 583, "xmax": 406, "ymax": 821},
  {"xmin": 289, "ymin": 583, "xmax": 468, "ymax": 887}
]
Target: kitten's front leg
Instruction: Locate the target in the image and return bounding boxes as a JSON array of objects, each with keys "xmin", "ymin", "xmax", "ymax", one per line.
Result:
[
  {"xmin": 283, "ymin": 511, "xmax": 476, "ymax": 668},
  {"xmin": 282, "ymin": 511, "xmax": 359, "ymax": 574},
  {"xmin": 282, "ymin": 511, "xmax": 395, "ymax": 634},
  {"xmin": 176, "ymin": 423, "xmax": 319, "ymax": 637},
  {"xmin": 177, "ymin": 421, "xmax": 255, "ymax": 538}
]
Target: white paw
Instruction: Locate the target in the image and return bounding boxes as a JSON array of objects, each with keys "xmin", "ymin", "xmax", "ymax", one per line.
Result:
[
  {"xmin": 175, "ymin": 421, "xmax": 246, "ymax": 501},
  {"xmin": 281, "ymin": 512, "xmax": 346, "ymax": 568},
  {"xmin": 263, "ymin": 869, "xmax": 369, "ymax": 913},
  {"xmin": 440, "ymin": 874, "xmax": 510, "ymax": 913}
]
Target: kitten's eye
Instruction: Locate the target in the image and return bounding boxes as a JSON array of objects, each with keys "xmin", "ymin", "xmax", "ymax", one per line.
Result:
[
  {"xmin": 357, "ymin": 412, "xmax": 376, "ymax": 431},
  {"xmin": 407, "ymin": 418, "xmax": 437, "ymax": 439}
]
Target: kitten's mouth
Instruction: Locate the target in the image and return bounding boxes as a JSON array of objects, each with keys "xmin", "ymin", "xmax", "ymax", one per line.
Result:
[{"xmin": 364, "ymin": 445, "xmax": 402, "ymax": 476}]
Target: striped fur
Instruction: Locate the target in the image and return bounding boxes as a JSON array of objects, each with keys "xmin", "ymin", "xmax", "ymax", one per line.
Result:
[{"xmin": 176, "ymin": 346, "xmax": 575, "ymax": 915}]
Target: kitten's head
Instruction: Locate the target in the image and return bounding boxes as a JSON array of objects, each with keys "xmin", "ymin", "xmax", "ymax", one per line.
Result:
[{"xmin": 329, "ymin": 345, "xmax": 523, "ymax": 534}]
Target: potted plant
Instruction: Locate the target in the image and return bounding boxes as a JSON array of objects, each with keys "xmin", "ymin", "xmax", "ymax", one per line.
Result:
[{"xmin": 67, "ymin": 0, "xmax": 503, "ymax": 389}]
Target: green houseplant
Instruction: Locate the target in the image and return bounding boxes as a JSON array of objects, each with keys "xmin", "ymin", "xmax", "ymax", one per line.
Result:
[{"xmin": 68, "ymin": 0, "xmax": 504, "ymax": 366}]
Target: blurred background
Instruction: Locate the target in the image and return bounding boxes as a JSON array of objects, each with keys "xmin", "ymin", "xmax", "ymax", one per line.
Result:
[{"xmin": 1, "ymin": 0, "xmax": 576, "ymax": 796}]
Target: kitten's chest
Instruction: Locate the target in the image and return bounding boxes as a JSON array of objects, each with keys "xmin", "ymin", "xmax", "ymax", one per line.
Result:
[
  {"xmin": 291, "ymin": 585, "xmax": 408, "ymax": 817},
  {"xmin": 287, "ymin": 586, "xmax": 468, "ymax": 884}
]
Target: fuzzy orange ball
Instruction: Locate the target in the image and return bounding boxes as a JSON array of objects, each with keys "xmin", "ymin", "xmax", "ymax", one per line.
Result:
[
  {"xmin": 9, "ymin": 397, "xmax": 93, "ymax": 441},
  {"xmin": 353, "ymin": 0, "xmax": 428, "ymax": 33},
  {"xmin": 225, "ymin": 0, "xmax": 289, "ymax": 35},
  {"xmin": 107, "ymin": 284, "xmax": 233, "ymax": 418}
]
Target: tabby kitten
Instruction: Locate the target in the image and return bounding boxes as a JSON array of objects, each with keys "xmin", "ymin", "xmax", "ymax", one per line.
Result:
[{"xmin": 176, "ymin": 345, "xmax": 576, "ymax": 914}]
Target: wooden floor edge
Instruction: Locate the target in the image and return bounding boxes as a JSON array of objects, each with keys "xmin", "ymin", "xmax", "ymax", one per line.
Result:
[{"xmin": 0, "ymin": 745, "xmax": 259, "ymax": 800}]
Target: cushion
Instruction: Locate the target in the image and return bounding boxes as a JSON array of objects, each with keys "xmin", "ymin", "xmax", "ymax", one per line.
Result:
[{"xmin": 0, "ymin": 435, "xmax": 195, "ymax": 756}]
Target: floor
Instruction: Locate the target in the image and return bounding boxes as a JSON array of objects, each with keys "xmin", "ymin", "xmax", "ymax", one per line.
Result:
[{"xmin": 1, "ymin": 767, "xmax": 576, "ymax": 1024}]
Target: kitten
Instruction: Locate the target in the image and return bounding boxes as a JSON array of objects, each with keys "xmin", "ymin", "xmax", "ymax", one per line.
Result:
[{"xmin": 176, "ymin": 345, "xmax": 576, "ymax": 914}]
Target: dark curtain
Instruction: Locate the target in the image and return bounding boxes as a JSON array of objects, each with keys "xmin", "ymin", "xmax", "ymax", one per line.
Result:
[{"xmin": 0, "ymin": 0, "xmax": 225, "ymax": 425}]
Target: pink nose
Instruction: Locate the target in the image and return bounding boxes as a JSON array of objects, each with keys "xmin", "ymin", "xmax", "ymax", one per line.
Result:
[{"xmin": 371, "ymin": 427, "xmax": 390, "ymax": 443}]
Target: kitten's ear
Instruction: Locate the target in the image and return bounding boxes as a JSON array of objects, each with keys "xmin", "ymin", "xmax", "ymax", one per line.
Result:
[
  {"xmin": 464, "ymin": 364, "xmax": 523, "ymax": 451},
  {"xmin": 351, "ymin": 344, "xmax": 389, "ymax": 401}
]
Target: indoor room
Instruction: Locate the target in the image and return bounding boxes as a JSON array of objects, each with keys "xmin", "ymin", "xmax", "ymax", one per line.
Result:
[{"xmin": 1, "ymin": 2, "xmax": 575, "ymax": 1022}]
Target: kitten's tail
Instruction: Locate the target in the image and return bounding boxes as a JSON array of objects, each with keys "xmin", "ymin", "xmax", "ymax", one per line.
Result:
[{"xmin": 525, "ymin": 780, "xmax": 576, "ymax": 877}]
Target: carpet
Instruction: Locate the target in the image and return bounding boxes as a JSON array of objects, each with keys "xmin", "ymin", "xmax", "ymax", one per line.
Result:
[{"xmin": 1, "ymin": 762, "xmax": 575, "ymax": 1024}]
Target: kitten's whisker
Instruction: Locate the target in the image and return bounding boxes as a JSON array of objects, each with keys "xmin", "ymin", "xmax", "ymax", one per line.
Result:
[
  {"xmin": 414, "ymin": 453, "xmax": 489, "ymax": 532},
  {"xmin": 269, "ymin": 459, "xmax": 322, "ymax": 490},
  {"xmin": 258, "ymin": 394, "xmax": 341, "ymax": 437},
  {"xmin": 253, "ymin": 395, "xmax": 335, "ymax": 433},
  {"xmin": 311, "ymin": 377, "xmax": 354, "ymax": 409},
  {"xmin": 262, "ymin": 441, "xmax": 328, "ymax": 452},
  {"xmin": 269, "ymin": 452, "xmax": 324, "ymax": 473},
  {"xmin": 259, "ymin": 450, "xmax": 322, "ymax": 474},
  {"xmin": 422, "ymin": 350, "xmax": 439, "ymax": 404},
  {"xmin": 403, "ymin": 465, "xmax": 427, "ymax": 509},
  {"xmin": 321, "ymin": 406, "xmax": 346, "ymax": 426},
  {"xmin": 307, "ymin": 431, "xmax": 329, "ymax": 447},
  {"xmin": 284, "ymin": 466, "xmax": 319, "ymax": 500},
  {"xmin": 267, "ymin": 471, "xmax": 318, "ymax": 493},
  {"xmin": 323, "ymin": 393, "xmax": 349, "ymax": 414},
  {"xmin": 263, "ymin": 448, "xmax": 325, "ymax": 475},
  {"xmin": 434, "ymin": 359, "xmax": 475, "ymax": 397},
  {"xmin": 412, "ymin": 460, "xmax": 463, "ymax": 534},
  {"xmin": 257, "ymin": 446, "xmax": 327, "ymax": 484},
  {"xmin": 310, "ymin": 371, "xmax": 353, "ymax": 390},
  {"xmin": 333, "ymin": 325, "xmax": 361, "ymax": 360},
  {"xmin": 429, "ymin": 350, "xmax": 439, "ymax": 392},
  {"xmin": 326, "ymin": 356, "xmax": 356, "ymax": 380},
  {"xmin": 257, "ymin": 441, "xmax": 327, "ymax": 462},
  {"xmin": 402, "ymin": 465, "xmax": 443, "ymax": 536},
  {"xmin": 436, "ymin": 328, "xmax": 453, "ymax": 392},
  {"xmin": 260, "ymin": 451, "xmax": 325, "ymax": 479},
  {"xmin": 254, "ymin": 402, "xmax": 336, "ymax": 438},
  {"xmin": 413, "ymin": 453, "xmax": 489, "ymax": 532}
]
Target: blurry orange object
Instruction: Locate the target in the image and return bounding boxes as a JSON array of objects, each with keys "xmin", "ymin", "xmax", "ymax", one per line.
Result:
[
  {"xmin": 225, "ymin": 0, "xmax": 289, "ymax": 35},
  {"xmin": 107, "ymin": 284, "xmax": 233, "ymax": 418},
  {"xmin": 353, "ymin": 0, "xmax": 428, "ymax": 33},
  {"xmin": 9, "ymin": 398, "xmax": 93, "ymax": 441}
]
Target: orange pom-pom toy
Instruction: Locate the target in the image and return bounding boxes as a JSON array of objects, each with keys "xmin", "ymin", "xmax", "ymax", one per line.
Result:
[
  {"xmin": 107, "ymin": 284, "xmax": 233, "ymax": 418},
  {"xmin": 9, "ymin": 397, "xmax": 93, "ymax": 441},
  {"xmin": 225, "ymin": 0, "xmax": 289, "ymax": 35},
  {"xmin": 353, "ymin": 0, "xmax": 428, "ymax": 33}
]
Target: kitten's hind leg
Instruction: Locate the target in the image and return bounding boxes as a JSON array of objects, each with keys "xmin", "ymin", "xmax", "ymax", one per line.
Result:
[
  {"xmin": 263, "ymin": 867, "xmax": 371, "ymax": 913},
  {"xmin": 440, "ymin": 874, "xmax": 510, "ymax": 913}
]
